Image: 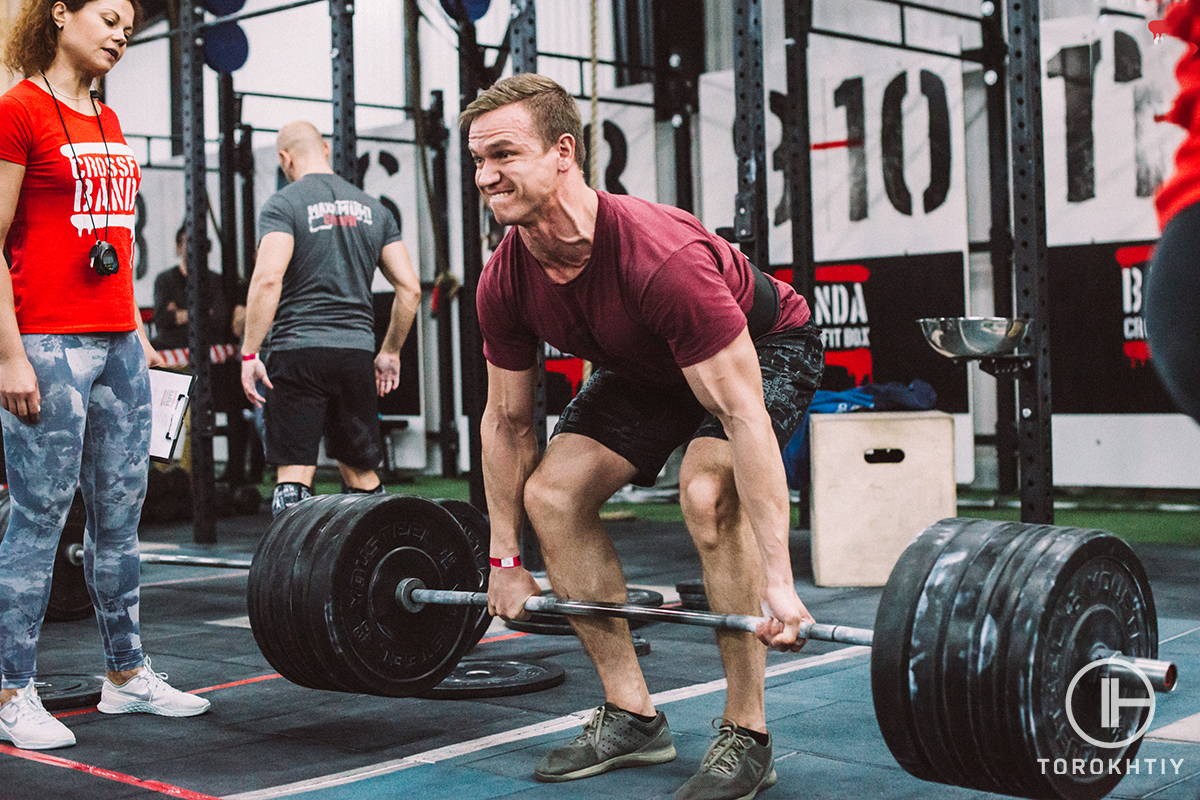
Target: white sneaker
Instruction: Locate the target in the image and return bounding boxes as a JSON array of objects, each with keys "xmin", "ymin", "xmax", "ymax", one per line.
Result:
[
  {"xmin": 97, "ymin": 657, "xmax": 211, "ymax": 717},
  {"xmin": 0, "ymin": 682, "xmax": 77, "ymax": 749}
]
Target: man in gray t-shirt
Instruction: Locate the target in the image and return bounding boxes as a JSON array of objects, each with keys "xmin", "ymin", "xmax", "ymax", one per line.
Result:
[{"xmin": 240, "ymin": 121, "xmax": 421, "ymax": 517}]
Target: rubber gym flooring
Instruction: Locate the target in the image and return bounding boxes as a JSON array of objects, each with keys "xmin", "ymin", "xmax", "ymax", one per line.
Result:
[{"xmin": 6, "ymin": 504, "xmax": 1199, "ymax": 800}]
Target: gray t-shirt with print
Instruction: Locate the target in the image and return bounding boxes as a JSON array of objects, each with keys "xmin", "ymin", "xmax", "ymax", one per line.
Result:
[{"xmin": 257, "ymin": 172, "xmax": 402, "ymax": 352}]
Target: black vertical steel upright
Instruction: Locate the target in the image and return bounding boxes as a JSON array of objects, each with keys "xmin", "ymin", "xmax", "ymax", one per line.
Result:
[
  {"xmin": 180, "ymin": 0, "xmax": 215, "ymax": 543},
  {"xmin": 237, "ymin": 124, "xmax": 256, "ymax": 277},
  {"xmin": 782, "ymin": 0, "xmax": 814, "ymax": 302},
  {"xmin": 218, "ymin": 72, "xmax": 240, "ymax": 302},
  {"xmin": 652, "ymin": 0, "xmax": 701, "ymax": 213},
  {"xmin": 329, "ymin": 0, "xmax": 358, "ymax": 185},
  {"xmin": 1005, "ymin": 0, "xmax": 1053, "ymax": 523},
  {"xmin": 732, "ymin": 0, "xmax": 770, "ymax": 270},
  {"xmin": 671, "ymin": 95, "xmax": 694, "ymax": 213},
  {"xmin": 510, "ymin": 0, "xmax": 537, "ymax": 74},
  {"xmin": 982, "ymin": 2, "xmax": 1019, "ymax": 496},
  {"xmin": 428, "ymin": 90, "xmax": 459, "ymax": 478},
  {"xmin": 458, "ymin": 22, "xmax": 487, "ymax": 512},
  {"xmin": 508, "ymin": 0, "xmax": 545, "ymax": 573}
]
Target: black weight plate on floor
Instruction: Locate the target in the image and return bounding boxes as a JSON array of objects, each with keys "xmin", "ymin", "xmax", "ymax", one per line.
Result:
[
  {"xmin": 249, "ymin": 496, "xmax": 356, "ymax": 691},
  {"xmin": 627, "ymin": 588, "xmax": 664, "ymax": 608},
  {"xmin": 1008, "ymin": 531, "xmax": 1158, "ymax": 800},
  {"xmin": 505, "ymin": 615, "xmax": 574, "ymax": 635},
  {"xmin": 976, "ymin": 524, "xmax": 1078, "ymax": 798},
  {"xmin": 679, "ymin": 592, "xmax": 709, "ymax": 611},
  {"xmin": 292, "ymin": 496, "xmax": 372, "ymax": 693},
  {"xmin": 307, "ymin": 495, "xmax": 478, "ymax": 697},
  {"xmin": 248, "ymin": 497, "xmax": 324, "ymax": 690},
  {"xmin": 46, "ymin": 491, "xmax": 91, "ymax": 622},
  {"xmin": 632, "ymin": 632, "xmax": 651, "ymax": 656},
  {"xmin": 870, "ymin": 517, "xmax": 968, "ymax": 782},
  {"xmin": 419, "ymin": 659, "xmax": 565, "ymax": 699},
  {"xmin": 905, "ymin": 518, "xmax": 1024, "ymax": 790},
  {"xmin": 434, "ymin": 499, "xmax": 491, "ymax": 649},
  {"xmin": 35, "ymin": 674, "xmax": 102, "ymax": 710},
  {"xmin": 284, "ymin": 496, "xmax": 369, "ymax": 693},
  {"xmin": 675, "ymin": 579, "xmax": 705, "ymax": 596},
  {"xmin": 506, "ymin": 587, "xmax": 664, "ymax": 634},
  {"xmin": 940, "ymin": 521, "xmax": 1039, "ymax": 794}
]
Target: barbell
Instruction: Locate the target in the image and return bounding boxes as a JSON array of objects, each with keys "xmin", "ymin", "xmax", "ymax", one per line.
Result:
[{"xmin": 245, "ymin": 493, "xmax": 1177, "ymax": 800}]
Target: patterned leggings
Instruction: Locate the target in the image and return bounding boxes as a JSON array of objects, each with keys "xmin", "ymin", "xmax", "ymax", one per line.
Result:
[{"xmin": 0, "ymin": 332, "xmax": 150, "ymax": 687}]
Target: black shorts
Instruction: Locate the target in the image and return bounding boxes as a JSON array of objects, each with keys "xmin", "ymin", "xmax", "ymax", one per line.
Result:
[
  {"xmin": 263, "ymin": 347, "xmax": 383, "ymax": 470},
  {"xmin": 552, "ymin": 323, "xmax": 825, "ymax": 486}
]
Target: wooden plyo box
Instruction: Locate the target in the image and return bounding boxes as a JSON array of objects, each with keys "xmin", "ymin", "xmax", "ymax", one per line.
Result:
[{"xmin": 809, "ymin": 411, "xmax": 957, "ymax": 587}]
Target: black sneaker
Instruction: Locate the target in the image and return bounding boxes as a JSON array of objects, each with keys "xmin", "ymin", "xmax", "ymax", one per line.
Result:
[
  {"xmin": 533, "ymin": 702, "xmax": 676, "ymax": 782},
  {"xmin": 675, "ymin": 721, "xmax": 777, "ymax": 800}
]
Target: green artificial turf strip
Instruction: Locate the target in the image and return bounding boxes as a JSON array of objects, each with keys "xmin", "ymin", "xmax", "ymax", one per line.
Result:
[
  {"xmin": 960, "ymin": 508, "xmax": 1200, "ymax": 546},
  {"xmin": 274, "ymin": 475, "xmax": 1199, "ymax": 546}
]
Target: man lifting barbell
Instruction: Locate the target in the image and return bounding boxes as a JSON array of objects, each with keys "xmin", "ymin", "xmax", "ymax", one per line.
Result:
[
  {"xmin": 251, "ymin": 494, "xmax": 1178, "ymax": 800},
  {"xmin": 460, "ymin": 73, "xmax": 823, "ymax": 800}
]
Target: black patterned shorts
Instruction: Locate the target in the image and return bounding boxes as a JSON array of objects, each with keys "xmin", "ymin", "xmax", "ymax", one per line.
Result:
[{"xmin": 552, "ymin": 322, "xmax": 825, "ymax": 486}]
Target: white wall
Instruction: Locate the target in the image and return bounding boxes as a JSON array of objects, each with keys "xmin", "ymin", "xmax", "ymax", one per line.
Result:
[{"xmin": 103, "ymin": 0, "xmax": 1197, "ymax": 487}]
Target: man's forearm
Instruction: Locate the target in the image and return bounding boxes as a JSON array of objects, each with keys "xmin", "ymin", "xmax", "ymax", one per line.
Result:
[
  {"xmin": 724, "ymin": 412, "xmax": 795, "ymax": 586},
  {"xmin": 381, "ymin": 287, "xmax": 420, "ymax": 354},
  {"xmin": 480, "ymin": 413, "xmax": 540, "ymax": 557},
  {"xmin": 241, "ymin": 281, "xmax": 282, "ymax": 355}
]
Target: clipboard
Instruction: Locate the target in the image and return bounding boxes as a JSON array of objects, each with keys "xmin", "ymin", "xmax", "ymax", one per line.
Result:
[{"xmin": 149, "ymin": 367, "xmax": 195, "ymax": 463}]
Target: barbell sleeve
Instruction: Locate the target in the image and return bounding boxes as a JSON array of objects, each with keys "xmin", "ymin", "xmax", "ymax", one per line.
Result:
[
  {"xmin": 397, "ymin": 579, "xmax": 875, "ymax": 647},
  {"xmin": 1092, "ymin": 647, "xmax": 1178, "ymax": 693}
]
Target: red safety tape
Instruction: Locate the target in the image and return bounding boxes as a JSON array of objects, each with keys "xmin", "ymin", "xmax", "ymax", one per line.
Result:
[
  {"xmin": 55, "ymin": 672, "xmax": 283, "ymax": 719},
  {"xmin": 155, "ymin": 343, "xmax": 238, "ymax": 367},
  {"xmin": 0, "ymin": 744, "xmax": 224, "ymax": 799}
]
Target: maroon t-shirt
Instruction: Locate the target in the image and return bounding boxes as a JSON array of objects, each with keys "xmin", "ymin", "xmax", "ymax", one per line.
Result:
[{"xmin": 478, "ymin": 191, "xmax": 811, "ymax": 387}]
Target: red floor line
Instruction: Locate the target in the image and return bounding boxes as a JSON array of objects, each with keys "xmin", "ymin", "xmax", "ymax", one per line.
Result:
[
  {"xmin": 187, "ymin": 672, "xmax": 282, "ymax": 694},
  {"xmin": 0, "ymin": 744, "xmax": 222, "ymax": 799},
  {"xmin": 54, "ymin": 673, "xmax": 283, "ymax": 719}
]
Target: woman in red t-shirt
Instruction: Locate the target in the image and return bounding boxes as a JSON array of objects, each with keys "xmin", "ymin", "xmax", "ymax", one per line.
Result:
[
  {"xmin": 0, "ymin": 0, "xmax": 209, "ymax": 750},
  {"xmin": 1151, "ymin": 0, "xmax": 1200, "ymax": 424}
]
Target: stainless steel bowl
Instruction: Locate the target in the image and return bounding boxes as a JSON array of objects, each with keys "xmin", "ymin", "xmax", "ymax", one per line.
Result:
[{"xmin": 916, "ymin": 317, "xmax": 1028, "ymax": 359}]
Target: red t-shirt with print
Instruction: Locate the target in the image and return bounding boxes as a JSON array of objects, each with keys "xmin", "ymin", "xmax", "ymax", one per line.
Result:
[
  {"xmin": 1156, "ymin": 1, "xmax": 1200, "ymax": 229},
  {"xmin": 0, "ymin": 79, "xmax": 140, "ymax": 333}
]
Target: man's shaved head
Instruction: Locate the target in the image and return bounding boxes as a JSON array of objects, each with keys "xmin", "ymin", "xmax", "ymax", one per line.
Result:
[
  {"xmin": 277, "ymin": 121, "xmax": 325, "ymax": 158},
  {"xmin": 275, "ymin": 121, "xmax": 332, "ymax": 182}
]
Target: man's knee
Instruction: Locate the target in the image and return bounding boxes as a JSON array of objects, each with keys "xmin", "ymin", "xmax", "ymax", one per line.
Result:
[
  {"xmin": 680, "ymin": 470, "xmax": 738, "ymax": 546},
  {"xmin": 523, "ymin": 471, "xmax": 575, "ymax": 529}
]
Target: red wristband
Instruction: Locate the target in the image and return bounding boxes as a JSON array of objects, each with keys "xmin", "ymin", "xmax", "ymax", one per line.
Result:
[
  {"xmin": 489, "ymin": 555, "xmax": 521, "ymax": 568},
  {"xmin": 242, "ymin": 353, "xmax": 258, "ymax": 361}
]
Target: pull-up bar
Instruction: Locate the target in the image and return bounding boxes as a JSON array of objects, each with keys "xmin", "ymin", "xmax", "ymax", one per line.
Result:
[{"xmin": 130, "ymin": 0, "xmax": 326, "ymax": 46}]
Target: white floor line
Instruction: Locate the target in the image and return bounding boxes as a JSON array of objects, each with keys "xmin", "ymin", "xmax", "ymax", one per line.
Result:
[
  {"xmin": 223, "ymin": 646, "xmax": 870, "ymax": 800},
  {"xmin": 141, "ymin": 571, "xmax": 246, "ymax": 588},
  {"xmin": 206, "ymin": 615, "xmax": 252, "ymax": 629},
  {"xmin": 1148, "ymin": 711, "xmax": 1200, "ymax": 744},
  {"xmin": 1161, "ymin": 623, "xmax": 1200, "ymax": 644}
]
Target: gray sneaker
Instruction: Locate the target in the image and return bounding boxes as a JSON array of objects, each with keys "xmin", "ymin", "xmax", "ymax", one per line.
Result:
[
  {"xmin": 534, "ymin": 702, "xmax": 676, "ymax": 782},
  {"xmin": 675, "ymin": 721, "xmax": 777, "ymax": 800}
]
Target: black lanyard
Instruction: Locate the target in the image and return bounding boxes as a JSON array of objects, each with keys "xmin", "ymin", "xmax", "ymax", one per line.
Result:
[{"xmin": 42, "ymin": 75, "xmax": 119, "ymax": 276}]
